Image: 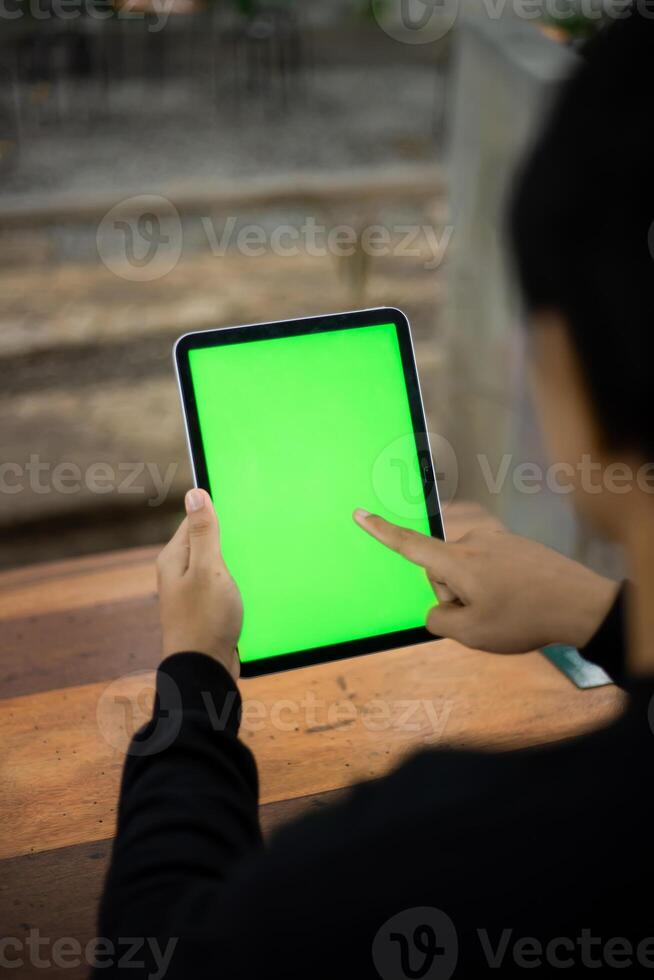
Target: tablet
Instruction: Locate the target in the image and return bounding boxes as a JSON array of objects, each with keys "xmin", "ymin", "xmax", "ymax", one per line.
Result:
[{"xmin": 174, "ymin": 307, "xmax": 444, "ymax": 677}]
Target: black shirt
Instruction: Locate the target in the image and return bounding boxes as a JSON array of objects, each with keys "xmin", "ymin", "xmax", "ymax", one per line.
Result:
[{"xmin": 97, "ymin": 587, "xmax": 654, "ymax": 977}]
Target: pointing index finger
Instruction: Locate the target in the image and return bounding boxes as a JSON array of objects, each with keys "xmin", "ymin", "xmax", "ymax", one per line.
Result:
[{"xmin": 353, "ymin": 509, "xmax": 450, "ymax": 573}]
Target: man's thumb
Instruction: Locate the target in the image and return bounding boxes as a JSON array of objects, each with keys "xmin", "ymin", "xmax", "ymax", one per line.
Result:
[{"xmin": 184, "ymin": 488, "xmax": 221, "ymax": 567}]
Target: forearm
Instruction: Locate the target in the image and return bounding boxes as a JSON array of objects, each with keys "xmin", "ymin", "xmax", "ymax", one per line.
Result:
[{"xmin": 97, "ymin": 653, "xmax": 261, "ymax": 942}]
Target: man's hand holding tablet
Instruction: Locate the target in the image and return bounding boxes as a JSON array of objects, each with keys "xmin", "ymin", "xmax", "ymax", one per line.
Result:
[{"xmin": 157, "ymin": 487, "xmax": 242, "ymax": 681}]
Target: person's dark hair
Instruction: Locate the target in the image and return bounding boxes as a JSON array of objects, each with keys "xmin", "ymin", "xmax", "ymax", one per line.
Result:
[{"xmin": 509, "ymin": 8, "xmax": 654, "ymax": 458}]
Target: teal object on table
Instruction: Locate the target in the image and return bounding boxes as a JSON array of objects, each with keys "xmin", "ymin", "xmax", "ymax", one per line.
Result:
[{"xmin": 542, "ymin": 644, "xmax": 612, "ymax": 689}]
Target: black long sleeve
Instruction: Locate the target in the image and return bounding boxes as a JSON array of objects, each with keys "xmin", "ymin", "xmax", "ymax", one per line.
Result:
[
  {"xmin": 98, "ymin": 652, "xmax": 261, "ymax": 940},
  {"xmin": 97, "ymin": 588, "xmax": 654, "ymax": 978}
]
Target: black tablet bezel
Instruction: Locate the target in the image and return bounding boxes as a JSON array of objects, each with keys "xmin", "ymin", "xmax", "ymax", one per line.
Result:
[{"xmin": 174, "ymin": 307, "xmax": 445, "ymax": 678}]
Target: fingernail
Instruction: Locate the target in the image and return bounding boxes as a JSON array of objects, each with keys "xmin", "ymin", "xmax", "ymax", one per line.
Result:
[
  {"xmin": 354, "ymin": 508, "xmax": 371, "ymax": 522},
  {"xmin": 186, "ymin": 489, "xmax": 204, "ymax": 513}
]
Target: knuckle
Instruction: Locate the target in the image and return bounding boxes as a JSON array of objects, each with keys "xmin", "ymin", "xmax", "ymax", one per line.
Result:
[
  {"xmin": 457, "ymin": 543, "xmax": 476, "ymax": 560},
  {"xmin": 397, "ymin": 527, "xmax": 411, "ymax": 555},
  {"xmin": 457, "ymin": 529, "xmax": 483, "ymax": 550},
  {"xmin": 454, "ymin": 542, "xmax": 479, "ymax": 568},
  {"xmin": 188, "ymin": 519, "xmax": 212, "ymax": 538}
]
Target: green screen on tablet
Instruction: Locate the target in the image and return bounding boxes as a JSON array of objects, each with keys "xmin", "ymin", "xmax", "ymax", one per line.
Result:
[{"xmin": 175, "ymin": 308, "xmax": 444, "ymax": 676}]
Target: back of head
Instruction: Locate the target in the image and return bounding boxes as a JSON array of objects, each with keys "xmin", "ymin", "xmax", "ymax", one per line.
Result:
[{"xmin": 509, "ymin": 7, "xmax": 654, "ymax": 459}]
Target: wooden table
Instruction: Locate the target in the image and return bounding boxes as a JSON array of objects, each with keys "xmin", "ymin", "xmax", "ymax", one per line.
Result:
[{"xmin": 0, "ymin": 504, "xmax": 622, "ymax": 978}]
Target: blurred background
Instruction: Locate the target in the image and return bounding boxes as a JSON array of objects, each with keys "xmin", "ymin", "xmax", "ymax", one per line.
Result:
[{"xmin": 0, "ymin": 0, "xmax": 621, "ymax": 573}]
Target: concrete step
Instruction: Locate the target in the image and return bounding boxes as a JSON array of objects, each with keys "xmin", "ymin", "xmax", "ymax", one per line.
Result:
[{"xmin": 1, "ymin": 242, "xmax": 446, "ymax": 566}]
